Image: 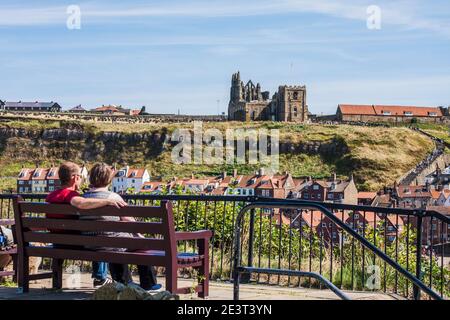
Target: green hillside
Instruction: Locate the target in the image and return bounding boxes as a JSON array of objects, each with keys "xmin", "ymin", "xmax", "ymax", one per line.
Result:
[{"xmin": 0, "ymin": 116, "xmax": 436, "ymax": 192}]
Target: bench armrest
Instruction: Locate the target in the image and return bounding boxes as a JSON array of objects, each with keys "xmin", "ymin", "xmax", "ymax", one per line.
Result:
[{"xmin": 175, "ymin": 230, "xmax": 213, "ymax": 241}]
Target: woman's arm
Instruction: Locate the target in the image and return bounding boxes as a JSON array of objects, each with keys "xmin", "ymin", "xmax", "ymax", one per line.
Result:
[{"xmin": 70, "ymin": 196, "xmax": 127, "ymax": 210}]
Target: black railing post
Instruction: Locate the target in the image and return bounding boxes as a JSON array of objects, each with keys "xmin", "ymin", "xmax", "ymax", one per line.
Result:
[
  {"xmin": 241, "ymin": 208, "xmax": 255, "ymax": 283},
  {"xmin": 413, "ymin": 212, "xmax": 423, "ymax": 300}
]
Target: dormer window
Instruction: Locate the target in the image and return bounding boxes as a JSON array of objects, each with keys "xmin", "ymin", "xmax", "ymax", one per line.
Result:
[
  {"xmin": 33, "ymin": 171, "xmax": 40, "ymax": 178},
  {"xmin": 428, "ymin": 112, "xmax": 437, "ymax": 117},
  {"xmin": 382, "ymin": 111, "xmax": 391, "ymax": 116},
  {"xmin": 19, "ymin": 172, "xmax": 25, "ymax": 178},
  {"xmin": 404, "ymin": 111, "xmax": 413, "ymax": 116},
  {"xmin": 117, "ymin": 171, "xmax": 125, "ymax": 177},
  {"xmin": 131, "ymin": 172, "xmax": 137, "ymax": 177}
]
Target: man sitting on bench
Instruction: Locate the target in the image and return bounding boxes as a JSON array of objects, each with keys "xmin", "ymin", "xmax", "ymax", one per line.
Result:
[
  {"xmin": 81, "ymin": 163, "xmax": 162, "ymax": 292},
  {"xmin": 45, "ymin": 161, "xmax": 127, "ymax": 287}
]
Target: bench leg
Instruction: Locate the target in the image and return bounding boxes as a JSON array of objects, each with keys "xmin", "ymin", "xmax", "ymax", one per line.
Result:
[
  {"xmin": 12, "ymin": 254, "xmax": 17, "ymax": 283},
  {"xmin": 52, "ymin": 259, "xmax": 63, "ymax": 290},
  {"xmin": 197, "ymin": 264, "xmax": 209, "ymax": 299},
  {"xmin": 198, "ymin": 239, "xmax": 209, "ymax": 299},
  {"xmin": 17, "ymin": 254, "xmax": 29, "ymax": 293},
  {"xmin": 166, "ymin": 266, "xmax": 178, "ymax": 294}
]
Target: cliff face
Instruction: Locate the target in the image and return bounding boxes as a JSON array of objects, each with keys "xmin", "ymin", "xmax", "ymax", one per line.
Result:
[
  {"xmin": 0, "ymin": 127, "xmax": 168, "ymax": 165},
  {"xmin": 0, "ymin": 126, "xmax": 349, "ymax": 165}
]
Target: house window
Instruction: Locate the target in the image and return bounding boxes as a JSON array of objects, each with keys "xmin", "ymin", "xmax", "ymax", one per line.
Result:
[
  {"xmin": 328, "ymin": 194, "xmax": 333, "ymax": 199},
  {"xmin": 428, "ymin": 112, "xmax": 437, "ymax": 117},
  {"xmin": 49, "ymin": 186, "xmax": 54, "ymax": 191},
  {"xmin": 354, "ymin": 214, "xmax": 359, "ymax": 219},
  {"xmin": 313, "ymin": 185, "xmax": 319, "ymax": 190},
  {"xmin": 19, "ymin": 181, "xmax": 24, "ymax": 185},
  {"xmin": 322, "ymin": 223, "xmax": 327, "ymax": 228},
  {"xmin": 304, "ymin": 194, "xmax": 309, "ymax": 199},
  {"xmin": 317, "ymin": 194, "xmax": 321, "ymax": 199},
  {"xmin": 19, "ymin": 187, "xmax": 23, "ymax": 192}
]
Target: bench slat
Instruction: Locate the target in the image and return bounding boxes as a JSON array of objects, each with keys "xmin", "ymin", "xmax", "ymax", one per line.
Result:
[
  {"xmin": 23, "ymin": 232, "xmax": 168, "ymax": 251},
  {"xmin": 22, "ymin": 218, "xmax": 167, "ymax": 235},
  {"xmin": 25, "ymin": 247, "xmax": 170, "ymax": 266},
  {"xmin": 19, "ymin": 202, "xmax": 167, "ymax": 218}
]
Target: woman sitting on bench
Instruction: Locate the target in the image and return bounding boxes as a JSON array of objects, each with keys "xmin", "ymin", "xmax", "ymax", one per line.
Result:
[{"xmin": 80, "ymin": 163, "xmax": 162, "ymax": 292}]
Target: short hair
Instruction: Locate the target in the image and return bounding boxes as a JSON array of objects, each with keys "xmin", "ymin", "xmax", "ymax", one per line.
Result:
[
  {"xmin": 59, "ymin": 162, "xmax": 81, "ymax": 185},
  {"xmin": 89, "ymin": 163, "xmax": 114, "ymax": 188}
]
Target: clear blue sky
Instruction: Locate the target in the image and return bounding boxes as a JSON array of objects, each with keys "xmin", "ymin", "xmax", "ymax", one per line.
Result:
[{"xmin": 0, "ymin": 0, "xmax": 449, "ymax": 115}]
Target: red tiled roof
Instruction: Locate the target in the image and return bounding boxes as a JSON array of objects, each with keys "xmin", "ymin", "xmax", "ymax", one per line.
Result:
[
  {"xmin": 18, "ymin": 168, "xmax": 33, "ymax": 181},
  {"xmin": 183, "ymin": 179, "xmax": 210, "ymax": 185},
  {"xmin": 396, "ymin": 185, "xmax": 432, "ymax": 198},
  {"xmin": 338, "ymin": 104, "xmax": 442, "ymax": 117},
  {"xmin": 141, "ymin": 181, "xmax": 164, "ymax": 192},
  {"xmin": 430, "ymin": 189, "xmax": 441, "ymax": 200},
  {"xmin": 114, "ymin": 168, "xmax": 147, "ymax": 179},
  {"xmin": 358, "ymin": 192, "xmax": 377, "ymax": 200},
  {"xmin": 31, "ymin": 168, "xmax": 49, "ymax": 180},
  {"xmin": 46, "ymin": 167, "xmax": 60, "ymax": 180},
  {"xmin": 127, "ymin": 168, "xmax": 146, "ymax": 179}
]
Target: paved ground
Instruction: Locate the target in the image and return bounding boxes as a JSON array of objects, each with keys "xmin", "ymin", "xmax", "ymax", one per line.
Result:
[{"xmin": 0, "ymin": 272, "xmax": 400, "ymax": 300}]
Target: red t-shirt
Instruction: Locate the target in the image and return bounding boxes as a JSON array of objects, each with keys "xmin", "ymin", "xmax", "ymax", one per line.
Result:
[{"xmin": 45, "ymin": 188, "xmax": 80, "ymax": 220}]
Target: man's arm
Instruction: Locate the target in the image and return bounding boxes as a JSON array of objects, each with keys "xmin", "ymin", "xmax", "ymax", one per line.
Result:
[{"xmin": 70, "ymin": 196, "xmax": 127, "ymax": 210}]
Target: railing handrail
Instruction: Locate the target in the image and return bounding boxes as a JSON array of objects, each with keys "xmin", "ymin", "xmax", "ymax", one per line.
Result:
[
  {"xmin": 232, "ymin": 201, "xmax": 444, "ymax": 300},
  {"xmin": 2, "ymin": 193, "xmax": 449, "ymax": 223}
]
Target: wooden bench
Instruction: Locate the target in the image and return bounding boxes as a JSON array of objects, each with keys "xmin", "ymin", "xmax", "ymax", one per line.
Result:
[
  {"xmin": 0, "ymin": 219, "xmax": 16, "ymax": 279},
  {"xmin": 13, "ymin": 197, "xmax": 212, "ymax": 298}
]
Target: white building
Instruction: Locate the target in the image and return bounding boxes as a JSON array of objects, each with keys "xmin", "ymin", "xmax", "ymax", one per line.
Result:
[{"xmin": 112, "ymin": 166, "xmax": 150, "ymax": 194}]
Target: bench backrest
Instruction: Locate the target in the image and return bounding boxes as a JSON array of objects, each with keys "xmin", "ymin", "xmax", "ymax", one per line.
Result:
[{"xmin": 12, "ymin": 197, "xmax": 177, "ymax": 263}]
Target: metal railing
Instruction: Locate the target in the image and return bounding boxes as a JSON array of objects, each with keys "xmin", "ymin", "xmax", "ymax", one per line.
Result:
[{"xmin": 1, "ymin": 193, "xmax": 449, "ymax": 300}]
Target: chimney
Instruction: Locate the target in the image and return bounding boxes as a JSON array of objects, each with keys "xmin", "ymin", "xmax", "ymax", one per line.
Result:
[
  {"xmin": 259, "ymin": 168, "xmax": 265, "ymax": 176},
  {"xmin": 233, "ymin": 169, "xmax": 238, "ymax": 178},
  {"xmin": 333, "ymin": 173, "xmax": 337, "ymax": 182},
  {"xmin": 191, "ymin": 173, "xmax": 195, "ymax": 179},
  {"xmin": 222, "ymin": 171, "xmax": 227, "ymax": 179}
]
